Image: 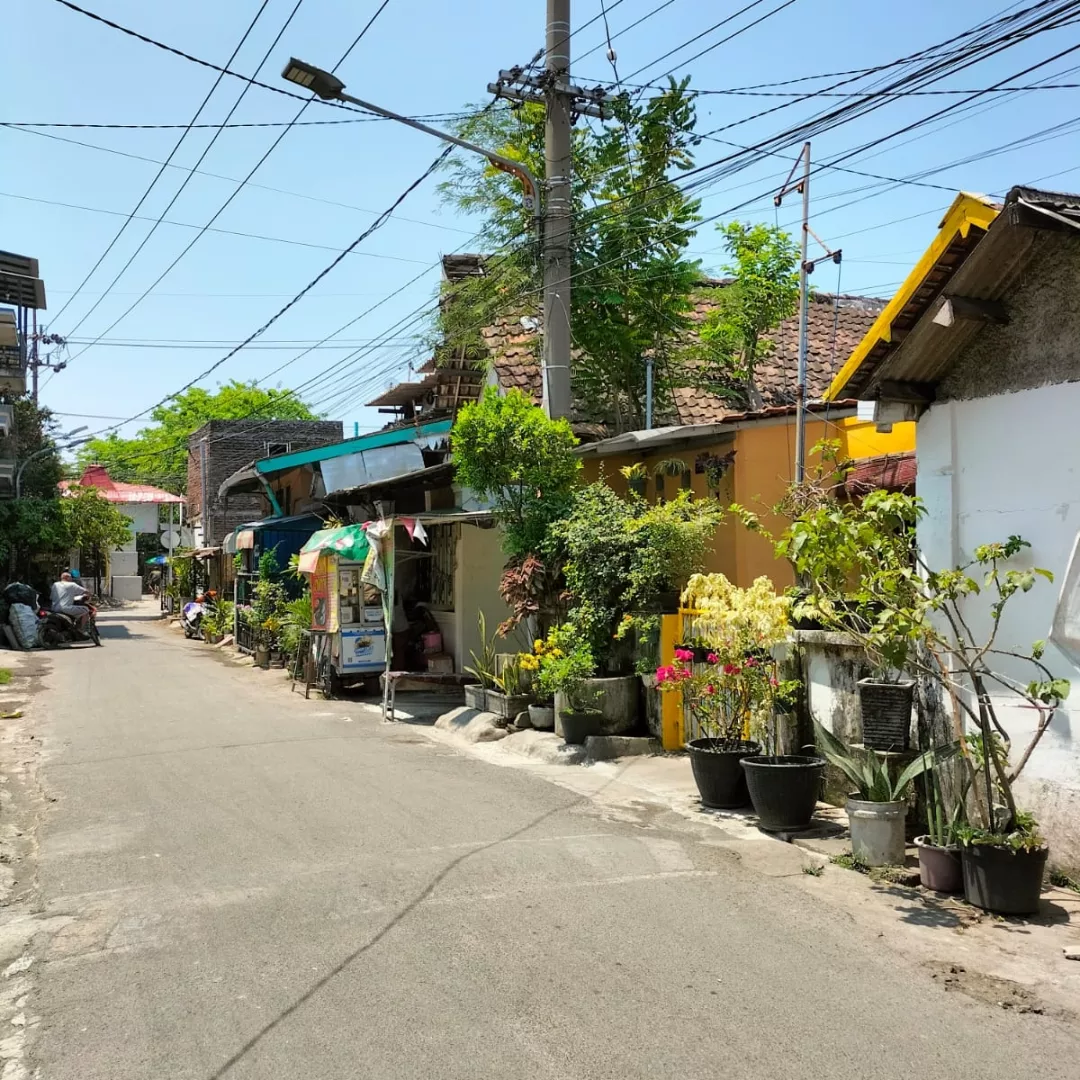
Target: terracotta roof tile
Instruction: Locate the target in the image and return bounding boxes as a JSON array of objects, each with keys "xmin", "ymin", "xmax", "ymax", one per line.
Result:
[{"xmin": 431, "ymin": 259, "xmax": 886, "ymax": 426}]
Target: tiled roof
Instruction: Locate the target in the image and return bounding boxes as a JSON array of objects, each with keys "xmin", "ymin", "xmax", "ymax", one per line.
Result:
[
  {"xmin": 60, "ymin": 464, "xmax": 183, "ymax": 504},
  {"xmin": 433, "ymin": 258, "xmax": 885, "ymax": 426},
  {"xmin": 843, "ymin": 451, "xmax": 916, "ymax": 497}
]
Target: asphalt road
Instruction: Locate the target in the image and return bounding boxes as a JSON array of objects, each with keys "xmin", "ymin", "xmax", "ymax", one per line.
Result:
[{"xmin": 23, "ymin": 604, "xmax": 1080, "ymax": 1079}]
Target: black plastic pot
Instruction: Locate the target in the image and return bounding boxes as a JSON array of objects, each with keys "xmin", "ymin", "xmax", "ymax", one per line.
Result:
[
  {"xmin": 961, "ymin": 843, "xmax": 1049, "ymax": 915},
  {"xmin": 560, "ymin": 710, "xmax": 605, "ymax": 746},
  {"xmin": 858, "ymin": 678, "xmax": 914, "ymax": 751},
  {"xmin": 655, "ymin": 590, "xmax": 681, "ymax": 614},
  {"xmin": 740, "ymin": 755, "xmax": 825, "ymax": 832},
  {"xmin": 686, "ymin": 739, "xmax": 760, "ymax": 809}
]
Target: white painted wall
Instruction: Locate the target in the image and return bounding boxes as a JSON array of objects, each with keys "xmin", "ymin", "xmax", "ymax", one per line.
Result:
[{"xmin": 918, "ymin": 382, "xmax": 1080, "ymax": 866}]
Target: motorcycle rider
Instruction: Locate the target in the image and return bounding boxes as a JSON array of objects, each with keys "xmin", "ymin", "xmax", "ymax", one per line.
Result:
[{"xmin": 50, "ymin": 572, "xmax": 91, "ymax": 632}]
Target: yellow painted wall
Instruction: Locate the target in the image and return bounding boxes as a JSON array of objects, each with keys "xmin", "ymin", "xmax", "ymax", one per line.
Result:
[{"xmin": 583, "ymin": 417, "xmax": 916, "ymax": 590}]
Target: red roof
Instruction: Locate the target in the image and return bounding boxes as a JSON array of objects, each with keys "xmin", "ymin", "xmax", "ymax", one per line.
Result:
[{"xmin": 60, "ymin": 465, "xmax": 183, "ymax": 504}]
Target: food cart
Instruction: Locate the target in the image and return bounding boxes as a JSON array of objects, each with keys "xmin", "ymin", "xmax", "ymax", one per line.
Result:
[{"xmin": 296, "ymin": 524, "xmax": 388, "ymax": 698}]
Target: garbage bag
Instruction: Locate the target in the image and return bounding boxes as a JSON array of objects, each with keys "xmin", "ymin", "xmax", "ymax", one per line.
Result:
[
  {"xmin": 9, "ymin": 604, "xmax": 40, "ymax": 650},
  {"xmin": 3, "ymin": 583, "xmax": 38, "ymax": 609}
]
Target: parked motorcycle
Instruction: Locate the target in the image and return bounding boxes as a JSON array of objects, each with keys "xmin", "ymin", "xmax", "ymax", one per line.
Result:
[{"xmin": 181, "ymin": 591, "xmax": 216, "ymax": 640}]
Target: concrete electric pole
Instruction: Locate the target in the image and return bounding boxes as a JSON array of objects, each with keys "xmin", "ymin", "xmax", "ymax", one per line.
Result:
[{"xmin": 489, "ymin": 0, "xmax": 610, "ymax": 421}]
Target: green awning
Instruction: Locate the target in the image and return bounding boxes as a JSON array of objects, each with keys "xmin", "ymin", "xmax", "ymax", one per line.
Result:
[{"xmin": 298, "ymin": 525, "xmax": 370, "ymax": 568}]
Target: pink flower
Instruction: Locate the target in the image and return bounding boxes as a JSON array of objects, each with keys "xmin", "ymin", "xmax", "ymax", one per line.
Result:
[
  {"xmin": 674, "ymin": 648, "xmax": 694, "ymax": 662},
  {"xmin": 723, "ymin": 663, "xmax": 742, "ymax": 676},
  {"xmin": 744, "ymin": 656, "xmax": 759, "ymax": 668},
  {"xmin": 656, "ymin": 665, "xmax": 674, "ymax": 683},
  {"xmin": 770, "ymin": 676, "xmax": 779, "ymax": 687},
  {"xmin": 706, "ymin": 652, "xmax": 719, "ymax": 664},
  {"xmin": 705, "ymin": 684, "xmax": 716, "ymax": 695}
]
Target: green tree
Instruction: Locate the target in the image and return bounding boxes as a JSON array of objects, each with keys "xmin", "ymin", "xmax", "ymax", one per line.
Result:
[
  {"xmin": 61, "ymin": 487, "xmax": 133, "ymax": 596},
  {"xmin": 437, "ymin": 82, "xmax": 702, "ymax": 429},
  {"xmin": 451, "ymin": 387, "xmax": 580, "ymax": 557},
  {"xmin": 78, "ymin": 381, "xmax": 316, "ymax": 492},
  {"xmin": 0, "ymin": 396, "xmax": 70, "ymax": 581},
  {"xmin": 696, "ymin": 222, "xmax": 800, "ymax": 409}
]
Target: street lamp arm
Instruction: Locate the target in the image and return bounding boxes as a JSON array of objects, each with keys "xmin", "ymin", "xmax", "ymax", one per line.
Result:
[{"xmin": 335, "ymin": 90, "xmax": 541, "ymax": 236}]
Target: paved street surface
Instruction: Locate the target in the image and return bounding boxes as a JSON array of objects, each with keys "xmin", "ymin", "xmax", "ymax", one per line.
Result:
[{"xmin": 17, "ymin": 604, "xmax": 1080, "ymax": 1078}]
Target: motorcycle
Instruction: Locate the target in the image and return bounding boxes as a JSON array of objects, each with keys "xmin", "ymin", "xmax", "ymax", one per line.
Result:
[
  {"xmin": 181, "ymin": 591, "xmax": 216, "ymax": 640},
  {"xmin": 1, "ymin": 582, "xmax": 101, "ymax": 649},
  {"xmin": 38, "ymin": 593, "xmax": 102, "ymax": 648}
]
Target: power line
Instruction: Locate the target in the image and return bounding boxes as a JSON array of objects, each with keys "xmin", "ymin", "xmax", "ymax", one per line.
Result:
[
  {"xmin": 60, "ymin": 0, "xmax": 312, "ymax": 341},
  {"xmin": 0, "ymin": 189, "xmax": 436, "ymax": 264},
  {"xmin": 1, "ymin": 123, "xmax": 479, "ymax": 237},
  {"xmin": 58, "ymin": 1, "xmax": 394, "ymax": 369},
  {"xmin": 2, "ymin": 110, "xmax": 490, "ymax": 130},
  {"xmin": 48, "ymin": 0, "xmax": 274, "ymax": 326}
]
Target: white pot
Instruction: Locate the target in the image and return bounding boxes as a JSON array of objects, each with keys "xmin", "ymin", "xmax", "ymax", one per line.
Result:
[
  {"xmin": 846, "ymin": 797, "xmax": 906, "ymax": 866},
  {"xmin": 528, "ymin": 704, "xmax": 555, "ymax": 730}
]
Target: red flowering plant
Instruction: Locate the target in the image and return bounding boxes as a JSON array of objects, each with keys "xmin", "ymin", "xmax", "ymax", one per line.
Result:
[{"xmin": 657, "ymin": 574, "xmax": 797, "ymax": 751}]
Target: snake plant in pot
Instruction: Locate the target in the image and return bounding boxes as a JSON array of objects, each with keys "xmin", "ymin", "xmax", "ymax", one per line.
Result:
[{"xmin": 814, "ymin": 719, "xmax": 951, "ymax": 866}]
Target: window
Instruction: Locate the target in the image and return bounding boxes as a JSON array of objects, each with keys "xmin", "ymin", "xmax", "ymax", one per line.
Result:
[
  {"xmin": 264, "ymin": 441, "xmax": 291, "ymax": 459},
  {"xmin": 430, "ymin": 524, "xmax": 456, "ymax": 611}
]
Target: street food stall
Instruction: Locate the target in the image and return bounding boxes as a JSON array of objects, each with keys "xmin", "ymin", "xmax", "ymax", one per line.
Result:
[{"xmin": 296, "ymin": 524, "xmax": 387, "ymax": 698}]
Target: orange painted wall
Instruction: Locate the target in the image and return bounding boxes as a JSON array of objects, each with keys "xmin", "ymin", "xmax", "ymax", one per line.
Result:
[{"xmin": 582, "ymin": 416, "xmax": 915, "ymax": 590}]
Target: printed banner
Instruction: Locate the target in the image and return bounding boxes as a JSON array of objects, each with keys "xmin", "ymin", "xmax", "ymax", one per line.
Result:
[{"xmin": 310, "ymin": 554, "xmax": 339, "ymax": 633}]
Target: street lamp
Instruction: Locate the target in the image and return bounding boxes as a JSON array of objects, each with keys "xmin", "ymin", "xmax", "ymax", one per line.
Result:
[
  {"xmin": 16, "ymin": 433, "xmax": 90, "ymax": 499},
  {"xmin": 281, "ymin": 58, "xmax": 540, "ymax": 220}
]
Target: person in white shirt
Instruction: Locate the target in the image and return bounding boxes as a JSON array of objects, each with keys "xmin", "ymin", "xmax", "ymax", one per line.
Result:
[{"xmin": 50, "ymin": 573, "xmax": 90, "ymax": 630}]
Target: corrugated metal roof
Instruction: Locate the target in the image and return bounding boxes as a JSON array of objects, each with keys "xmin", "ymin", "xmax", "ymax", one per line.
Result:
[{"xmin": 826, "ymin": 192, "xmax": 1000, "ymax": 401}]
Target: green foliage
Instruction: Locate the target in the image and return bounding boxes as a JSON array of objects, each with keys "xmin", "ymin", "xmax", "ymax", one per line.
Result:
[
  {"xmin": 250, "ymin": 577, "xmax": 287, "ymax": 645},
  {"xmin": 77, "ymin": 380, "xmax": 316, "ymax": 491},
  {"xmin": 0, "ymin": 397, "xmax": 70, "ymax": 575},
  {"xmin": 694, "ymin": 223, "xmax": 800, "ymax": 408},
  {"xmin": 768, "ymin": 463, "xmax": 1069, "ymax": 837},
  {"xmin": 813, "ymin": 719, "xmax": 946, "ymax": 802},
  {"xmin": 0, "ymin": 670, "xmax": 11, "ymax": 686},
  {"xmin": 61, "ymin": 486, "xmax": 133, "ymax": 558},
  {"xmin": 452, "ymin": 387, "xmax": 580, "ymax": 556},
  {"xmin": 167, "ymin": 553, "xmax": 195, "ymax": 599},
  {"xmin": 956, "ymin": 811, "xmax": 1046, "ymax": 852},
  {"xmin": 437, "ymin": 84, "xmax": 703, "ymax": 429},
  {"xmin": 535, "ymin": 624, "xmax": 596, "ymax": 706},
  {"xmin": 802, "ymin": 862, "xmax": 824, "ymax": 876},
  {"xmin": 545, "ymin": 483, "xmax": 721, "ymax": 670},
  {"xmin": 258, "ymin": 546, "xmax": 280, "ymax": 581},
  {"xmin": 465, "ymin": 611, "xmax": 500, "ymax": 689},
  {"xmin": 279, "ymin": 593, "xmax": 312, "ymax": 661}
]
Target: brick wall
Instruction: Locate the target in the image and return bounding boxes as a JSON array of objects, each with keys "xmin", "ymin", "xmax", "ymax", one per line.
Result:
[{"xmin": 186, "ymin": 420, "xmax": 343, "ymax": 546}]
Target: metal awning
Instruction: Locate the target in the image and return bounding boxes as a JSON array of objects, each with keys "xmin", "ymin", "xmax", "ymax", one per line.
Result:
[
  {"xmin": 324, "ymin": 461, "xmax": 454, "ymax": 502},
  {"xmin": 218, "ymin": 461, "xmax": 261, "ymax": 498}
]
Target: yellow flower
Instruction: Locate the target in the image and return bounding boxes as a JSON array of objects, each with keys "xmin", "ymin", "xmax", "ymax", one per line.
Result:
[{"xmin": 534, "ymin": 638, "xmax": 544, "ymax": 653}]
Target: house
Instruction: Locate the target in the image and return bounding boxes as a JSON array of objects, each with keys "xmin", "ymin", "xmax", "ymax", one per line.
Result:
[
  {"xmin": 826, "ymin": 185, "xmax": 1080, "ymax": 868},
  {"xmin": 577, "ymin": 403, "xmax": 914, "ymax": 589},
  {"xmin": 60, "ymin": 465, "xmax": 183, "ymax": 599},
  {"xmin": 216, "ymin": 416, "xmax": 508, "ymax": 673},
  {"xmin": 186, "ymin": 419, "xmax": 343, "ymax": 548}
]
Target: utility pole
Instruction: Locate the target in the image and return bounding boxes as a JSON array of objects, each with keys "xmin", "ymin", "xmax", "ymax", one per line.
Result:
[
  {"xmin": 489, "ymin": 2, "xmax": 610, "ymax": 420},
  {"xmin": 775, "ymin": 142, "xmax": 841, "ymax": 483},
  {"xmin": 28, "ymin": 323, "xmax": 68, "ymax": 405}
]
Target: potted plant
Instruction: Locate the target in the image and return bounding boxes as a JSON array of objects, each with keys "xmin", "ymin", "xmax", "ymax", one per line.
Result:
[
  {"xmin": 619, "ymin": 462, "xmax": 648, "ymax": 498},
  {"xmin": 464, "ymin": 611, "xmax": 498, "ymax": 711},
  {"xmin": 657, "ymin": 646, "xmax": 761, "ymax": 809},
  {"xmin": 652, "ymin": 458, "xmax": 687, "ymax": 504},
  {"xmin": 778, "ymin": 475, "xmax": 1068, "ymax": 912},
  {"xmin": 672, "ymin": 574, "xmax": 813, "ymax": 826},
  {"xmin": 813, "ymin": 719, "xmax": 945, "ymax": 866},
  {"xmin": 519, "ymin": 638, "xmax": 555, "ymax": 729},
  {"xmin": 539, "ymin": 626, "xmax": 600, "ymax": 745},
  {"xmin": 487, "ymin": 654, "xmax": 530, "ymax": 720},
  {"xmin": 911, "ymin": 736, "xmax": 972, "ymax": 892}
]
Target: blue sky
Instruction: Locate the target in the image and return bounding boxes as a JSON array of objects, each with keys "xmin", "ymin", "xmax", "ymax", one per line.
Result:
[{"xmin": 4, "ymin": 0, "xmax": 1078, "ymax": 460}]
